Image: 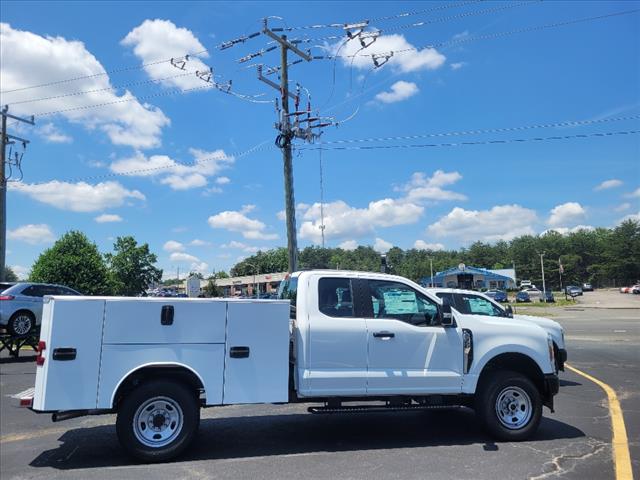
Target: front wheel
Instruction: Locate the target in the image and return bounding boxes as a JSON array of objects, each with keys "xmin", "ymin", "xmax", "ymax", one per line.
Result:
[
  {"xmin": 116, "ymin": 380, "xmax": 200, "ymax": 462},
  {"xmin": 8, "ymin": 311, "xmax": 35, "ymax": 337},
  {"xmin": 475, "ymin": 370, "xmax": 542, "ymax": 441}
]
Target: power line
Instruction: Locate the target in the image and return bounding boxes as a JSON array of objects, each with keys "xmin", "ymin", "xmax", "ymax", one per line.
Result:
[
  {"xmin": 319, "ymin": 8, "xmax": 640, "ymax": 62},
  {"xmin": 10, "ymin": 139, "xmax": 274, "ymax": 186},
  {"xmin": 3, "ymin": 71, "xmax": 196, "ymax": 106},
  {"xmin": 319, "ymin": 114, "xmax": 640, "ymax": 145},
  {"xmin": 297, "ymin": 130, "xmax": 640, "ymax": 152}
]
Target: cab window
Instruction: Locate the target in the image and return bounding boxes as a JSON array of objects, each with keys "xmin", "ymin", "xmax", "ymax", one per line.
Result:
[
  {"xmin": 456, "ymin": 294, "xmax": 504, "ymax": 317},
  {"xmin": 277, "ymin": 276, "xmax": 298, "ymax": 319},
  {"xmin": 318, "ymin": 278, "xmax": 354, "ymax": 318},
  {"xmin": 368, "ymin": 280, "xmax": 439, "ymax": 326}
]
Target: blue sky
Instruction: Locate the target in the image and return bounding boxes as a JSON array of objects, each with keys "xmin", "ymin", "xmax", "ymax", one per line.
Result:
[{"xmin": 2, "ymin": 0, "xmax": 639, "ymax": 279}]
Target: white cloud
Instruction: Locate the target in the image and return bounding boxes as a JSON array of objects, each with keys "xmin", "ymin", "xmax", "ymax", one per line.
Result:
[
  {"xmin": 208, "ymin": 210, "xmax": 278, "ymax": 240},
  {"xmin": 38, "ymin": 122, "xmax": 72, "ymax": 143},
  {"xmin": 299, "ymin": 199, "xmax": 423, "ymax": 244},
  {"xmin": 163, "ymin": 240, "xmax": 185, "ymax": 252},
  {"xmin": 339, "ymin": 240, "xmax": 358, "ymax": 250},
  {"xmin": 619, "ymin": 211, "xmax": 640, "ymax": 223},
  {"xmin": 625, "ymin": 187, "xmax": 640, "ymax": 198},
  {"xmin": 189, "ymin": 239, "xmax": 211, "ymax": 247},
  {"xmin": 450, "ymin": 62, "xmax": 467, "ymax": 70},
  {"xmin": 110, "ymin": 148, "xmax": 234, "ymax": 190},
  {"xmin": 7, "ymin": 224, "xmax": 55, "ymax": 245},
  {"xmin": 427, "ymin": 205, "xmax": 538, "ymax": 243},
  {"xmin": 414, "ymin": 240, "xmax": 445, "ymax": 251},
  {"xmin": 542, "ymin": 225, "xmax": 594, "ymax": 235},
  {"xmin": 333, "ymin": 33, "xmax": 446, "ymax": 73},
  {"xmin": 9, "ymin": 180, "xmax": 145, "ymax": 212},
  {"xmin": 220, "ymin": 240, "xmax": 266, "ymax": 253},
  {"xmin": 374, "ymin": 81, "xmax": 419, "ymax": 104},
  {"xmin": 614, "ymin": 203, "xmax": 631, "ymax": 212},
  {"xmin": 172, "ymin": 226, "xmax": 188, "ymax": 233},
  {"xmin": 215, "ymin": 176, "xmax": 230, "ymax": 185},
  {"xmin": 169, "ymin": 252, "xmax": 199, "ymax": 263},
  {"xmin": 548, "ymin": 202, "xmax": 587, "ymax": 227},
  {"xmin": 10, "ymin": 265, "xmax": 30, "ymax": 280},
  {"xmin": 203, "ymin": 186, "xmax": 223, "ymax": 195},
  {"xmin": 94, "ymin": 213, "xmax": 122, "ymax": 223},
  {"xmin": 190, "ymin": 261, "xmax": 209, "ymax": 275},
  {"xmin": 0, "ymin": 23, "xmax": 170, "ymax": 149},
  {"xmin": 396, "ymin": 170, "xmax": 466, "ymax": 202},
  {"xmin": 373, "ymin": 237, "xmax": 393, "ymax": 253},
  {"xmin": 121, "ymin": 19, "xmax": 210, "ymax": 91},
  {"xmin": 594, "ymin": 179, "xmax": 623, "ymax": 191}
]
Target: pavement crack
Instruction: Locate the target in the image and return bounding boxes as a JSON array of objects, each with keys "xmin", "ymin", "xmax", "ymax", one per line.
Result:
[{"xmin": 526, "ymin": 438, "xmax": 609, "ymax": 480}]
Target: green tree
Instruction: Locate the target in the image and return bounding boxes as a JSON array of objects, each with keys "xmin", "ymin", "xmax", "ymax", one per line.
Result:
[
  {"xmin": 203, "ymin": 278, "xmax": 220, "ymax": 297},
  {"xmin": 2, "ymin": 266, "xmax": 18, "ymax": 282},
  {"xmin": 105, "ymin": 236, "xmax": 162, "ymax": 296},
  {"xmin": 30, "ymin": 231, "xmax": 111, "ymax": 295}
]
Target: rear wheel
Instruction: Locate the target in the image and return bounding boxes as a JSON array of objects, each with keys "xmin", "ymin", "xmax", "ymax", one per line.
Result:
[
  {"xmin": 8, "ymin": 311, "xmax": 34, "ymax": 337},
  {"xmin": 475, "ymin": 370, "xmax": 542, "ymax": 441},
  {"xmin": 116, "ymin": 380, "xmax": 199, "ymax": 462}
]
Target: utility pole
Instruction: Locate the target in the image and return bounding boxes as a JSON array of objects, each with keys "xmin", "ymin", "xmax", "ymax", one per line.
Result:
[
  {"xmin": 260, "ymin": 21, "xmax": 312, "ymax": 273},
  {"xmin": 539, "ymin": 252, "xmax": 546, "ymax": 302},
  {"xmin": 1, "ymin": 106, "xmax": 34, "ymax": 282},
  {"xmin": 429, "ymin": 257, "xmax": 434, "ymax": 287}
]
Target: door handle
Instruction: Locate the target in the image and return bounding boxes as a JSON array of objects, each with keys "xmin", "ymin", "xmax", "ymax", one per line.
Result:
[
  {"xmin": 229, "ymin": 346, "xmax": 250, "ymax": 358},
  {"xmin": 373, "ymin": 331, "xmax": 395, "ymax": 339},
  {"xmin": 52, "ymin": 348, "xmax": 77, "ymax": 361},
  {"xmin": 161, "ymin": 305, "xmax": 174, "ymax": 325}
]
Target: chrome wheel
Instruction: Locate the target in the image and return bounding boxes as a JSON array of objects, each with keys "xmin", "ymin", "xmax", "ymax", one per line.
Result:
[
  {"xmin": 133, "ymin": 396, "xmax": 184, "ymax": 448},
  {"xmin": 495, "ymin": 386, "xmax": 533, "ymax": 430},
  {"xmin": 11, "ymin": 314, "xmax": 33, "ymax": 336}
]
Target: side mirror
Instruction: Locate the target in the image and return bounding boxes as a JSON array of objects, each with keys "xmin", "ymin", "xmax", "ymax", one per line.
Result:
[
  {"xmin": 440, "ymin": 299, "xmax": 454, "ymax": 327},
  {"xmin": 504, "ymin": 304, "xmax": 514, "ymax": 318}
]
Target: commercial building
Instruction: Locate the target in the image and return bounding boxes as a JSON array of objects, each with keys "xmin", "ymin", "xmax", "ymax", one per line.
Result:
[
  {"xmin": 195, "ymin": 271, "xmax": 289, "ymax": 297},
  {"xmin": 421, "ymin": 264, "xmax": 517, "ymax": 290}
]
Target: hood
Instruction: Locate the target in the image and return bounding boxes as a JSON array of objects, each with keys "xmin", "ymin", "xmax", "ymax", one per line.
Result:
[{"xmin": 513, "ymin": 314, "xmax": 564, "ymax": 345}]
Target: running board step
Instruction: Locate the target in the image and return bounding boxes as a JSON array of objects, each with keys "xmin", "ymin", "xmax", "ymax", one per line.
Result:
[{"xmin": 308, "ymin": 404, "xmax": 460, "ymax": 414}]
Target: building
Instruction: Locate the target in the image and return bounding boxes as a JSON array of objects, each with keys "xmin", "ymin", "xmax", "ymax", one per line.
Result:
[
  {"xmin": 421, "ymin": 264, "xmax": 516, "ymax": 290},
  {"xmin": 185, "ymin": 271, "xmax": 289, "ymax": 297}
]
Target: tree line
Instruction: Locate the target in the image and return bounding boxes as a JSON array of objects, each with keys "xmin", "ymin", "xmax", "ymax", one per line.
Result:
[
  {"xmin": 232, "ymin": 219, "xmax": 640, "ymax": 289},
  {"xmin": 25, "ymin": 231, "xmax": 162, "ymax": 295}
]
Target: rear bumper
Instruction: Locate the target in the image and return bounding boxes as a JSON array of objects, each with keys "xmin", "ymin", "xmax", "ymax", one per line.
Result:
[{"xmin": 543, "ymin": 373, "xmax": 560, "ymax": 412}]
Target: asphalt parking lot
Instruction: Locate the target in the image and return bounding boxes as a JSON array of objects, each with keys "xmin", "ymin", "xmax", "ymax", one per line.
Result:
[{"xmin": 1, "ymin": 291, "xmax": 637, "ymax": 480}]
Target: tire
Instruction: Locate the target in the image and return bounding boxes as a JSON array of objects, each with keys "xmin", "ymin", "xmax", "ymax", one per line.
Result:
[
  {"xmin": 8, "ymin": 311, "xmax": 35, "ymax": 337},
  {"xmin": 475, "ymin": 370, "xmax": 542, "ymax": 441},
  {"xmin": 116, "ymin": 380, "xmax": 200, "ymax": 463}
]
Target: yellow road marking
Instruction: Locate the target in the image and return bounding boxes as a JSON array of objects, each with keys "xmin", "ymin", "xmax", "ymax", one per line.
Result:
[{"xmin": 566, "ymin": 364, "xmax": 634, "ymax": 480}]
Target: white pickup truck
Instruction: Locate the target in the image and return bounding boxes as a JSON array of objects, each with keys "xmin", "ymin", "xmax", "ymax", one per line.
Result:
[{"xmin": 22, "ymin": 270, "xmax": 559, "ymax": 462}]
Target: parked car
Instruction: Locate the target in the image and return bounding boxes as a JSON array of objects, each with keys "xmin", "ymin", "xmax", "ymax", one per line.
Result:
[
  {"xmin": 543, "ymin": 291, "xmax": 555, "ymax": 303},
  {"xmin": 427, "ymin": 287, "xmax": 567, "ymax": 372},
  {"xmin": 484, "ymin": 290, "xmax": 508, "ymax": 302},
  {"xmin": 0, "ymin": 283, "xmax": 81, "ymax": 336},
  {"xmin": 523, "ymin": 288, "xmax": 542, "ymax": 301},
  {"xmin": 515, "ymin": 291, "xmax": 531, "ymax": 303},
  {"xmin": 565, "ymin": 285, "xmax": 583, "ymax": 297},
  {"xmin": 620, "ymin": 286, "xmax": 632, "ymax": 294},
  {"xmin": 632, "ymin": 285, "xmax": 640, "ymax": 295},
  {"xmin": 582, "ymin": 283, "xmax": 593, "ymax": 292},
  {"xmin": 0, "ymin": 282, "xmax": 17, "ymax": 292}
]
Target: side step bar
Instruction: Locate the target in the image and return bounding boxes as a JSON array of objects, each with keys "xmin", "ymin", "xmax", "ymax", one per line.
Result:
[{"xmin": 308, "ymin": 404, "xmax": 460, "ymax": 414}]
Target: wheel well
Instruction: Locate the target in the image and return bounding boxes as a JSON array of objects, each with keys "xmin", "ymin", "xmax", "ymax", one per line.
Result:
[
  {"xmin": 113, "ymin": 365, "xmax": 205, "ymax": 409},
  {"xmin": 10, "ymin": 309, "xmax": 35, "ymax": 320},
  {"xmin": 478, "ymin": 353, "xmax": 544, "ymax": 393}
]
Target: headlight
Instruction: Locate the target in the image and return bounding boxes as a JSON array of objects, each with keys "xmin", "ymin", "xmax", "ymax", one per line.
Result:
[{"xmin": 547, "ymin": 334, "xmax": 555, "ymax": 368}]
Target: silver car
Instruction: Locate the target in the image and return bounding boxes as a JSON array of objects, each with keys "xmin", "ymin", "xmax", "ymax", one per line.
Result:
[{"xmin": 0, "ymin": 283, "xmax": 81, "ymax": 336}]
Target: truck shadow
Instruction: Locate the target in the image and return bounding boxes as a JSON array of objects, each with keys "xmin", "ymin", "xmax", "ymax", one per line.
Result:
[{"xmin": 29, "ymin": 408, "xmax": 585, "ymax": 470}]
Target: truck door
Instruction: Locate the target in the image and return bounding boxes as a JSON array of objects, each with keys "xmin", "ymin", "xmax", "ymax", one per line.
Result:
[
  {"xmin": 363, "ymin": 279, "xmax": 463, "ymax": 395},
  {"xmin": 306, "ymin": 276, "xmax": 368, "ymax": 396}
]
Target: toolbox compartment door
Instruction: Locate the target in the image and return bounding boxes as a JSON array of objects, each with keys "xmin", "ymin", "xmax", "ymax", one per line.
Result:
[
  {"xmin": 102, "ymin": 299, "xmax": 226, "ymax": 345},
  {"xmin": 33, "ymin": 298, "xmax": 105, "ymax": 411},
  {"xmin": 223, "ymin": 301, "xmax": 290, "ymax": 404}
]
